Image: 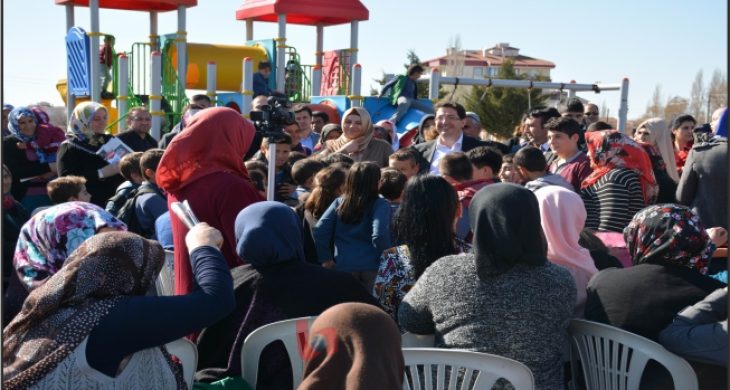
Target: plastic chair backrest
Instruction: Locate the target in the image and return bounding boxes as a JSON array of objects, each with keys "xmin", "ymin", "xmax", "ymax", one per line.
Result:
[
  {"xmin": 568, "ymin": 319, "xmax": 698, "ymax": 390},
  {"xmin": 165, "ymin": 338, "xmax": 198, "ymax": 390},
  {"xmin": 401, "ymin": 332, "xmax": 435, "ymax": 348},
  {"xmin": 401, "ymin": 348, "xmax": 534, "ymax": 390},
  {"xmin": 241, "ymin": 316, "xmax": 318, "ymax": 389},
  {"xmin": 155, "ymin": 250, "xmax": 175, "ymax": 296}
]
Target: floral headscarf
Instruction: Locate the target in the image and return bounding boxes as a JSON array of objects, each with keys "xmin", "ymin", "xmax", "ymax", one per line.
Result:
[
  {"xmin": 582, "ymin": 130, "xmax": 658, "ymax": 205},
  {"xmin": 624, "ymin": 204, "xmax": 712, "ymax": 274},
  {"xmin": 67, "ymin": 101, "xmax": 108, "ymax": 146},
  {"xmin": 3, "ymin": 231, "xmax": 186, "ymax": 390},
  {"xmin": 8, "ymin": 107, "xmax": 55, "ymax": 164},
  {"xmin": 13, "ymin": 201, "xmax": 127, "ymax": 291},
  {"xmin": 8, "ymin": 107, "xmax": 37, "ymax": 144}
]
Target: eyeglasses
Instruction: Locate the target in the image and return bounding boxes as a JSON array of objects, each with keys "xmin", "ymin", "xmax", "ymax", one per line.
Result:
[{"xmin": 585, "ymin": 112, "xmax": 599, "ymax": 116}]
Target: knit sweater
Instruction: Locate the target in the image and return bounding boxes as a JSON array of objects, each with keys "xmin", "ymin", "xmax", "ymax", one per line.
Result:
[
  {"xmin": 399, "ymin": 254, "xmax": 576, "ymax": 390},
  {"xmin": 581, "ymin": 168, "xmax": 645, "ymax": 233}
]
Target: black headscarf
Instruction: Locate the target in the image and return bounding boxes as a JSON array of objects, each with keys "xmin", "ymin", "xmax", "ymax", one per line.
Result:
[{"xmin": 469, "ymin": 183, "xmax": 547, "ymax": 280}]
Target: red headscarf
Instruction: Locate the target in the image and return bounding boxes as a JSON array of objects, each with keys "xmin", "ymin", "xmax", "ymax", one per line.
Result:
[
  {"xmin": 582, "ymin": 130, "xmax": 658, "ymax": 205},
  {"xmin": 157, "ymin": 107, "xmax": 254, "ymax": 194}
]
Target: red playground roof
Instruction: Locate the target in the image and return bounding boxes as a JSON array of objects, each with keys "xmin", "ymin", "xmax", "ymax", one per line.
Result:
[
  {"xmin": 55, "ymin": 0, "xmax": 197, "ymax": 12},
  {"xmin": 236, "ymin": 0, "xmax": 369, "ymax": 26}
]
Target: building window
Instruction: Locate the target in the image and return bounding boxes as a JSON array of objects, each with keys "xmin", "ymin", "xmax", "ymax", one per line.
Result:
[{"xmin": 473, "ymin": 67, "xmax": 484, "ymax": 78}]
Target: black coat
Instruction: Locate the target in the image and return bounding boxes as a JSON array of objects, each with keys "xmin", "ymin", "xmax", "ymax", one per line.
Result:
[
  {"xmin": 56, "ymin": 136, "xmax": 125, "ymax": 207},
  {"xmin": 2, "ymin": 136, "xmax": 52, "ymax": 201},
  {"xmin": 411, "ymin": 134, "xmax": 496, "ymax": 174}
]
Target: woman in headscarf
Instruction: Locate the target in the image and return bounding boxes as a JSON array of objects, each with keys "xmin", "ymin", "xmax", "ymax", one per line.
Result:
[
  {"xmin": 2, "ymin": 107, "xmax": 62, "ymax": 210},
  {"xmin": 374, "ymin": 119, "xmax": 400, "ymax": 151},
  {"xmin": 56, "ymin": 102, "xmax": 124, "ymax": 206},
  {"xmin": 194, "ymin": 202, "xmax": 378, "ymax": 387},
  {"xmin": 634, "ymin": 118, "xmax": 679, "ymax": 202},
  {"xmin": 373, "ymin": 175, "xmax": 467, "ymax": 323},
  {"xmin": 299, "ymin": 302, "xmax": 404, "ymax": 390},
  {"xmin": 585, "ymin": 204, "xmax": 725, "ymax": 340},
  {"xmin": 320, "ymin": 107, "xmax": 393, "ymax": 167},
  {"xmin": 399, "ymin": 183, "xmax": 576, "ymax": 390},
  {"xmin": 3, "ymin": 201, "xmax": 126, "ymax": 325},
  {"xmin": 534, "ymin": 186, "xmax": 599, "ymax": 317},
  {"xmin": 581, "ymin": 130, "xmax": 657, "ymax": 231},
  {"xmin": 313, "ymin": 124, "xmax": 342, "ymax": 152},
  {"xmin": 156, "ymin": 107, "xmax": 263, "ymax": 297},
  {"xmin": 2, "ymin": 225, "xmax": 235, "ymax": 390}
]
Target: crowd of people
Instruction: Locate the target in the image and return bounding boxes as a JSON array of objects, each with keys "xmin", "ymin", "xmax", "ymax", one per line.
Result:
[{"xmin": 1, "ymin": 92, "xmax": 728, "ymax": 389}]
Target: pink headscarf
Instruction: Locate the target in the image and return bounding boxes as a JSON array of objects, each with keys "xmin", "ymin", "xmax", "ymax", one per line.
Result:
[
  {"xmin": 375, "ymin": 119, "xmax": 400, "ymax": 151},
  {"xmin": 534, "ymin": 186, "xmax": 598, "ymax": 317}
]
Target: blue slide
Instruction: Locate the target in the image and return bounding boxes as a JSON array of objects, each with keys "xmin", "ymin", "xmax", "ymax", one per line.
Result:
[{"xmin": 363, "ymin": 97, "xmax": 434, "ymax": 135}]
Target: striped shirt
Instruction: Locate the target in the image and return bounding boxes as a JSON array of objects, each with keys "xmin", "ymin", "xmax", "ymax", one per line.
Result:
[{"xmin": 581, "ymin": 168, "xmax": 645, "ymax": 233}]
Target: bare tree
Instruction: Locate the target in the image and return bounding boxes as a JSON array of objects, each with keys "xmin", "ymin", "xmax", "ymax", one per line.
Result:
[
  {"xmin": 664, "ymin": 96, "xmax": 689, "ymax": 122},
  {"xmin": 688, "ymin": 70, "xmax": 705, "ymax": 122},
  {"xmin": 644, "ymin": 84, "xmax": 664, "ymax": 119},
  {"xmin": 707, "ymin": 69, "xmax": 728, "ymax": 117}
]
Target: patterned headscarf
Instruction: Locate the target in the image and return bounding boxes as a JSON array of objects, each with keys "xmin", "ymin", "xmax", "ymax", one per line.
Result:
[
  {"xmin": 582, "ymin": 130, "xmax": 658, "ymax": 205},
  {"xmin": 7, "ymin": 107, "xmax": 55, "ymax": 164},
  {"xmin": 7, "ymin": 107, "xmax": 37, "ymax": 144},
  {"xmin": 3, "ymin": 232, "xmax": 186, "ymax": 390},
  {"xmin": 67, "ymin": 101, "xmax": 108, "ymax": 146},
  {"xmin": 13, "ymin": 201, "xmax": 127, "ymax": 291},
  {"xmin": 29, "ymin": 107, "xmax": 50, "ymax": 125},
  {"xmin": 624, "ymin": 204, "xmax": 712, "ymax": 274},
  {"xmin": 324, "ymin": 107, "xmax": 374, "ymax": 161}
]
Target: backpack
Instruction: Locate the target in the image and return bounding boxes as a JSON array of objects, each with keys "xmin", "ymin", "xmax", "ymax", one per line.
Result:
[{"xmin": 115, "ymin": 184, "xmax": 163, "ymax": 237}]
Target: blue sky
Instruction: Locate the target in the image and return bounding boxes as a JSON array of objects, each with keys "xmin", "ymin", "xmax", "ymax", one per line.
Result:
[{"xmin": 3, "ymin": 0, "xmax": 727, "ymax": 120}]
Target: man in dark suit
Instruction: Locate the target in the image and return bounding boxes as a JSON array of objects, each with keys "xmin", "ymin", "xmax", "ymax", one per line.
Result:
[{"xmin": 411, "ymin": 102, "xmax": 499, "ymax": 175}]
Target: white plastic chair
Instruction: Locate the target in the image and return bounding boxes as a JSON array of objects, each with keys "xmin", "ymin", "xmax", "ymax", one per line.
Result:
[
  {"xmin": 401, "ymin": 332, "xmax": 435, "ymax": 348},
  {"xmin": 568, "ymin": 319, "xmax": 698, "ymax": 390},
  {"xmin": 240, "ymin": 316, "xmax": 318, "ymax": 389},
  {"xmin": 401, "ymin": 348, "xmax": 535, "ymax": 390},
  {"xmin": 155, "ymin": 250, "xmax": 175, "ymax": 296},
  {"xmin": 165, "ymin": 338, "xmax": 198, "ymax": 390}
]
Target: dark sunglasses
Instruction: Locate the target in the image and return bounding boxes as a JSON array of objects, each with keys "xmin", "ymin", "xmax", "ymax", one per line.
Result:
[{"xmin": 585, "ymin": 112, "xmax": 599, "ymax": 116}]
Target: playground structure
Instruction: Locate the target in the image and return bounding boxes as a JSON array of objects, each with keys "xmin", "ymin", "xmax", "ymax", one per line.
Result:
[
  {"xmin": 423, "ymin": 71, "xmax": 630, "ymax": 133},
  {"xmin": 56, "ymin": 0, "xmax": 630, "ymax": 139}
]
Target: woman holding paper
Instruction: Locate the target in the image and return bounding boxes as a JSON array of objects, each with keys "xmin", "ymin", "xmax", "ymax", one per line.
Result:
[{"xmin": 57, "ymin": 102, "xmax": 125, "ymax": 206}]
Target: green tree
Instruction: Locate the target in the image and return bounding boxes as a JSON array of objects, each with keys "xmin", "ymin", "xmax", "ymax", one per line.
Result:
[{"xmin": 464, "ymin": 59, "xmax": 546, "ymax": 138}]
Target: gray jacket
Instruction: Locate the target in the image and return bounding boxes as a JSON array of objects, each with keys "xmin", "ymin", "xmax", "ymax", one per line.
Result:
[{"xmin": 676, "ymin": 138, "xmax": 728, "ymax": 229}]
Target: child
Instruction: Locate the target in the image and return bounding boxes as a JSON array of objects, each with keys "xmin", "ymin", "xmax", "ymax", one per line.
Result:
[
  {"xmin": 134, "ymin": 149, "xmax": 167, "ymax": 238},
  {"xmin": 388, "ymin": 149, "xmax": 420, "ymax": 179},
  {"xmin": 32, "ymin": 175, "xmax": 93, "ymax": 217},
  {"xmin": 105, "ymin": 152, "xmax": 144, "ymax": 215},
  {"xmin": 379, "ymin": 168, "xmax": 407, "ymax": 208},
  {"xmin": 314, "ymin": 162, "xmax": 391, "ymax": 291},
  {"xmin": 100, "ymin": 35, "xmax": 115, "ymax": 98},
  {"xmin": 498, "ymin": 153, "xmax": 524, "ymax": 184},
  {"xmin": 291, "ymin": 158, "xmax": 325, "ymax": 204},
  {"xmin": 379, "ymin": 168, "xmax": 407, "ymax": 245},
  {"xmin": 466, "ymin": 146, "xmax": 502, "ymax": 185},
  {"xmin": 513, "ymin": 146, "xmax": 573, "ymax": 193},
  {"xmin": 30, "ymin": 106, "xmax": 66, "ymax": 164},
  {"xmin": 260, "ymin": 134, "xmax": 295, "ymax": 204},
  {"xmin": 545, "ymin": 116, "xmax": 592, "ymax": 192}
]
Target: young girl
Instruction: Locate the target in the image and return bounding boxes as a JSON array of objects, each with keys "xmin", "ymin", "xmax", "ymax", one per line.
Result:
[{"xmin": 314, "ymin": 162, "xmax": 391, "ymax": 290}]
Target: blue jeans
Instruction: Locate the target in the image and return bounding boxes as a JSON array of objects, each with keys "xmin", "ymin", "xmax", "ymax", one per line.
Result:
[{"xmin": 390, "ymin": 96, "xmax": 434, "ymax": 124}]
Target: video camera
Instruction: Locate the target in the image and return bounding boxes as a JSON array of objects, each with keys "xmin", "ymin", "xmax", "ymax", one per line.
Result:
[{"xmin": 250, "ymin": 94, "xmax": 295, "ymax": 140}]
